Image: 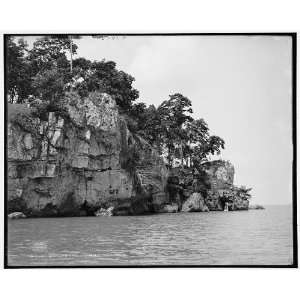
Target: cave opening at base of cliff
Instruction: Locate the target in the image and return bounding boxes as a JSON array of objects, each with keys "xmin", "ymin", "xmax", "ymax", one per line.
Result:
[
  {"xmin": 80, "ymin": 200, "xmax": 97, "ymax": 216},
  {"xmin": 219, "ymin": 197, "xmax": 233, "ymax": 211},
  {"xmin": 58, "ymin": 192, "xmax": 83, "ymax": 217}
]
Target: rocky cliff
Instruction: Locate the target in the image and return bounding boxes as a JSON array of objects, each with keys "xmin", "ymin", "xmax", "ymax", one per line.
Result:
[
  {"xmin": 7, "ymin": 92, "xmax": 168, "ymax": 217},
  {"xmin": 202, "ymin": 160, "xmax": 250, "ymax": 210},
  {"xmin": 7, "ymin": 93, "xmax": 250, "ymax": 217},
  {"xmin": 166, "ymin": 160, "xmax": 250, "ymax": 212}
]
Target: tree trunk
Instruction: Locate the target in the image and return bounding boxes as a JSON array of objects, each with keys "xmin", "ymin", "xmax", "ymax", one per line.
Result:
[{"xmin": 70, "ymin": 37, "xmax": 73, "ymax": 74}]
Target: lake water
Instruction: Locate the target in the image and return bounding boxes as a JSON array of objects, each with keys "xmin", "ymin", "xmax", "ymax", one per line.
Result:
[{"xmin": 7, "ymin": 205, "xmax": 294, "ymax": 266}]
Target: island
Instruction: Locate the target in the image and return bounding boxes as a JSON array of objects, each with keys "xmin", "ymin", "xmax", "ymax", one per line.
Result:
[{"xmin": 6, "ymin": 36, "xmax": 252, "ymax": 218}]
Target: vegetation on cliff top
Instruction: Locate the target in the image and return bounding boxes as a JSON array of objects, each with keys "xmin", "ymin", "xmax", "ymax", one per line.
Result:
[{"xmin": 7, "ymin": 35, "xmax": 225, "ymax": 168}]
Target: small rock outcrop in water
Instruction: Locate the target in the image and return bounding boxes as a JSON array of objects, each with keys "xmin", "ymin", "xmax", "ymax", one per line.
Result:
[
  {"xmin": 166, "ymin": 161, "xmax": 251, "ymax": 212},
  {"xmin": 8, "ymin": 212, "xmax": 26, "ymax": 219},
  {"xmin": 7, "ymin": 92, "xmax": 251, "ymax": 217},
  {"xmin": 249, "ymin": 204, "xmax": 265, "ymax": 210}
]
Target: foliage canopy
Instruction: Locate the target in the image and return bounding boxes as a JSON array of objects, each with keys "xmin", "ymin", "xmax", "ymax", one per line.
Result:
[{"xmin": 6, "ymin": 35, "xmax": 225, "ymax": 167}]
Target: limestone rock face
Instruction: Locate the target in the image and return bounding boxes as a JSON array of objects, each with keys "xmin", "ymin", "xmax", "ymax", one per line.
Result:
[
  {"xmin": 205, "ymin": 190, "xmax": 224, "ymax": 211},
  {"xmin": 169, "ymin": 161, "xmax": 250, "ymax": 212},
  {"xmin": 181, "ymin": 193, "xmax": 209, "ymax": 212},
  {"xmin": 232, "ymin": 197, "xmax": 250, "ymax": 210},
  {"xmin": 7, "ymin": 93, "xmax": 168, "ymax": 217},
  {"xmin": 201, "ymin": 160, "xmax": 249, "ymax": 211},
  {"xmin": 202, "ymin": 160, "xmax": 234, "ymax": 190}
]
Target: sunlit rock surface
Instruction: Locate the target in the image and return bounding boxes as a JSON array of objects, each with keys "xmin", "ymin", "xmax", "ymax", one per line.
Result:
[
  {"xmin": 181, "ymin": 192, "xmax": 209, "ymax": 212},
  {"xmin": 8, "ymin": 212, "xmax": 26, "ymax": 219},
  {"xmin": 7, "ymin": 93, "xmax": 168, "ymax": 217}
]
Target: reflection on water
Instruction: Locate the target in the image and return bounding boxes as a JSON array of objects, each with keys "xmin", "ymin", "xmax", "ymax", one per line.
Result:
[{"xmin": 8, "ymin": 205, "xmax": 293, "ymax": 266}]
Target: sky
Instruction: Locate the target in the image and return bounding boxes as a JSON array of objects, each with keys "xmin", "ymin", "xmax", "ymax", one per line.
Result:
[{"xmin": 23, "ymin": 35, "xmax": 293, "ymax": 205}]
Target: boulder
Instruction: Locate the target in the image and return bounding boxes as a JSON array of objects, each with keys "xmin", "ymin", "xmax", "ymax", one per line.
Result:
[
  {"xmin": 158, "ymin": 203, "xmax": 179, "ymax": 213},
  {"xmin": 95, "ymin": 206, "xmax": 114, "ymax": 216},
  {"xmin": 8, "ymin": 212, "xmax": 26, "ymax": 219},
  {"xmin": 181, "ymin": 193, "xmax": 209, "ymax": 212},
  {"xmin": 202, "ymin": 160, "xmax": 234, "ymax": 190}
]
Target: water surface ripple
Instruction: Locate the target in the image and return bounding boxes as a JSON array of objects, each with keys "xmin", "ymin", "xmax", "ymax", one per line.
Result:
[{"xmin": 8, "ymin": 205, "xmax": 293, "ymax": 266}]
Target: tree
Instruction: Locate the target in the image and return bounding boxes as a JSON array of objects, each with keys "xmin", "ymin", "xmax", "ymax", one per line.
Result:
[
  {"xmin": 29, "ymin": 36, "xmax": 77, "ymax": 70},
  {"xmin": 32, "ymin": 67, "xmax": 65, "ymax": 103},
  {"xmin": 6, "ymin": 35, "xmax": 225, "ymax": 169},
  {"xmin": 6, "ymin": 37, "xmax": 32, "ymax": 103},
  {"xmin": 136, "ymin": 94, "xmax": 225, "ymax": 168},
  {"xmin": 191, "ymin": 135, "xmax": 225, "ymax": 167},
  {"xmin": 30, "ymin": 66, "xmax": 67, "ymax": 121},
  {"xmin": 28, "ymin": 36, "xmax": 78, "ymax": 87},
  {"xmin": 140, "ymin": 104, "xmax": 165, "ymax": 148},
  {"xmin": 157, "ymin": 93, "xmax": 193, "ymax": 166},
  {"xmin": 71, "ymin": 58, "xmax": 139, "ymax": 110},
  {"xmin": 124, "ymin": 102, "xmax": 147, "ymax": 133},
  {"xmin": 58, "ymin": 35, "xmax": 82, "ymax": 74},
  {"xmin": 159, "ymin": 93, "xmax": 193, "ymax": 126},
  {"xmin": 6, "ymin": 35, "xmax": 139, "ymax": 111},
  {"xmin": 129, "ymin": 102, "xmax": 147, "ymax": 121},
  {"xmin": 6, "ymin": 36, "xmax": 80, "ymax": 103},
  {"xmin": 184, "ymin": 118, "xmax": 210, "ymax": 166}
]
